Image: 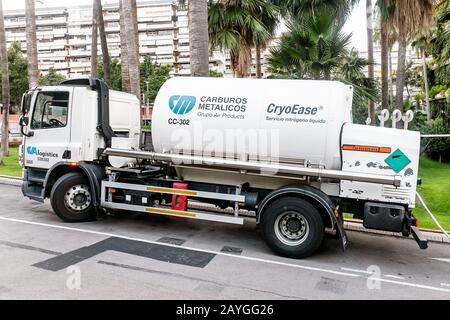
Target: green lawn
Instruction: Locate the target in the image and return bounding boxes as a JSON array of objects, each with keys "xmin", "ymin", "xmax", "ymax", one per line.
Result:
[
  {"xmin": 0, "ymin": 147, "xmax": 448, "ymax": 230},
  {"xmin": 414, "ymin": 157, "xmax": 450, "ymax": 231},
  {"xmin": 0, "ymin": 147, "xmax": 23, "ymax": 178}
]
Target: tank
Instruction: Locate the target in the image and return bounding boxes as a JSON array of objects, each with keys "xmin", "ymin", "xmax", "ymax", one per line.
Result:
[{"xmin": 152, "ymin": 77, "xmax": 353, "ymax": 171}]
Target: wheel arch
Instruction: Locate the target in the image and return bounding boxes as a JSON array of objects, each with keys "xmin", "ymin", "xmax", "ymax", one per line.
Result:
[
  {"xmin": 256, "ymin": 185, "xmax": 337, "ymax": 230},
  {"xmin": 43, "ymin": 161, "xmax": 105, "ymax": 208}
]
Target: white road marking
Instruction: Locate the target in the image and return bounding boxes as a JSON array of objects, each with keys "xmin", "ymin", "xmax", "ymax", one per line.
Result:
[
  {"xmin": 342, "ymin": 268, "xmax": 407, "ymax": 280},
  {"xmin": 372, "ymin": 278, "xmax": 450, "ymax": 293},
  {"xmin": 384, "ymin": 275, "xmax": 405, "ymax": 280},
  {"xmin": 431, "ymin": 258, "xmax": 450, "ymax": 263},
  {"xmin": 341, "ymin": 267, "xmax": 371, "ymax": 275},
  {"xmin": 0, "ymin": 216, "xmax": 359, "ymax": 278},
  {"xmin": 441, "ymin": 283, "xmax": 450, "ymax": 288},
  {"xmin": 1, "ymin": 216, "xmax": 450, "ymax": 294}
]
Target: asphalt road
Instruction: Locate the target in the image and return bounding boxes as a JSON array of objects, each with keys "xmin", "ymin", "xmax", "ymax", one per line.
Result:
[{"xmin": 0, "ymin": 183, "xmax": 449, "ymax": 300}]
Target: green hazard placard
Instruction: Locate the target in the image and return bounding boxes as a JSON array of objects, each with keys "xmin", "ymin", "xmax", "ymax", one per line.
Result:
[{"xmin": 385, "ymin": 149, "xmax": 411, "ymax": 173}]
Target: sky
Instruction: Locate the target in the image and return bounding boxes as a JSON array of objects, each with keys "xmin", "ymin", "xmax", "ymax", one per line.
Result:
[{"xmin": 3, "ymin": 0, "xmax": 369, "ymax": 52}]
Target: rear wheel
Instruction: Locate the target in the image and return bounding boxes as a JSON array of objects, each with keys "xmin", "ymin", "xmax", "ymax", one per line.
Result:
[
  {"xmin": 50, "ymin": 172, "xmax": 96, "ymax": 222},
  {"xmin": 261, "ymin": 197, "xmax": 324, "ymax": 258}
]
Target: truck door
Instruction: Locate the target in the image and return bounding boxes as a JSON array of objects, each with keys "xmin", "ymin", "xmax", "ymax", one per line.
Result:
[{"xmin": 24, "ymin": 89, "xmax": 72, "ymax": 170}]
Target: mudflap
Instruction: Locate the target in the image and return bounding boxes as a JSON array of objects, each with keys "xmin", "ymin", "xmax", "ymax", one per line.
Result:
[{"xmin": 336, "ymin": 219, "xmax": 349, "ymax": 251}]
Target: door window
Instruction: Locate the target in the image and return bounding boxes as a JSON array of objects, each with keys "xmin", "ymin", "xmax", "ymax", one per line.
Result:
[{"xmin": 31, "ymin": 91, "xmax": 70, "ymax": 129}]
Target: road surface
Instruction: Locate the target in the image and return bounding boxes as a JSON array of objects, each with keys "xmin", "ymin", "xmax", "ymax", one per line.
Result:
[{"xmin": 0, "ymin": 183, "xmax": 449, "ymax": 300}]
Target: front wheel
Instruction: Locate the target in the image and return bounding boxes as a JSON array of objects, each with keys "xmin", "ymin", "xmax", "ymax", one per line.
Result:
[
  {"xmin": 50, "ymin": 172, "xmax": 96, "ymax": 222},
  {"xmin": 261, "ymin": 197, "xmax": 324, "ymax": 258}
]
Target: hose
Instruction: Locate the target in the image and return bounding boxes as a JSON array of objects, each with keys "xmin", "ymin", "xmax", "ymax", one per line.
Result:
[{"xmin": 416, "ymin": 191, "xmax": 450, "ymax": 240}]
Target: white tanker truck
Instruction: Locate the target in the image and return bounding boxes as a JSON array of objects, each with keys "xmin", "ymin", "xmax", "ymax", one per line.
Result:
[{"xmin": 18, "ymin": 77, "xmax": 426, "ymax": 258}]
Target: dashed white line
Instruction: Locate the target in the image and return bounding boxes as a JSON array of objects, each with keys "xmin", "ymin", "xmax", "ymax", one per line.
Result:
[
  {"xmin": 340, "ymin": 267, "xmax": 371, "ymax": 274},
  {"xmin": 384, "ymin": 275, "xmax": 405, "ymax": 280},
  {"xmin": 441, "ymin": 283, "xmax": 450, "ymax": 288},
  {"xmin": 431, "ymin": 258, "xmax": 450, "ymax": 263},
  {"xmin": 372, "ymin": 278, "xmax": 450, "ymax": 293}
]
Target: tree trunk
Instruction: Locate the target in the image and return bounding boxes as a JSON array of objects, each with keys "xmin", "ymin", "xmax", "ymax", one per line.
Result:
[
  {"xmin": 122, "ymin": 0, "xmax": 141, "ymax": 105},
  {"xmin": 255, "ymin": 45, "xmax": 262, "ymax": 79},
  {"xmin": 366, "ymin": 0, "xmax": 375, "ymax": 125},
  {"xmin": 380, "ymin": 22, "xmax": 389, "ymax": 111},
  {"xmin": 25, "ymin": 0, "xmax": 39, "ymax": 88},
  {"xmin": 131, "ymin": 0, "xmax": 140, "ymax": 67},
  {"xmin": 91, "ymin": 0, "xmax": 99, "ymax": 78},
  {"xmin": 188, "ymin": 0, "xmax": 209, "ymax": 76},
  {"xmin": 0, "ymin": 0, "xmax": 10, "ymax": 157},
  {"xmin": 395, "ymin": 36, "xmax": 407, "ymax": 115},
  {"xmin": 422, "ymin": 53, "xmax": 431, "ymax": 123},
  {"xmin": 388, "ymin": 49, "xmax": 393, "ymax": 107},
  {"xmin": 119, "ymin": 0, "xmax": 130, "ymax": 92},
  {"xmin": 96, "ymin": 0, "xmax": 111, "ymax": 87}
]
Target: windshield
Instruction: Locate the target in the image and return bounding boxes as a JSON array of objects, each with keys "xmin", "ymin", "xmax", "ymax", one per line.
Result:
[{"xmin": 31, "ymin": 91, "xmax": 70, "ymax": 129}]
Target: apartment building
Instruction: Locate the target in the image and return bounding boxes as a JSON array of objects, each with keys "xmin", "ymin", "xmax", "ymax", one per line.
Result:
[{"xmin": 3, "ymin": 0, "xmax": 226, "ymax": 78}]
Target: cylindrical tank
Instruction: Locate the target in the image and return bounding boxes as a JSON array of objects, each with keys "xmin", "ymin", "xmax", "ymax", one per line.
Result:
[{"xmin": 152, "ymin": 77, "xmax": 353, "ymax": 170}]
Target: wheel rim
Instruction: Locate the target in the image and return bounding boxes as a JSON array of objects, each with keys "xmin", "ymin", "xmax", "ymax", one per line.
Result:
[
  {"xmin": 274, "ymin": 211, "xmax": 309, "ymax": 246},
  {"xmin": 64, "ymin": 184, "xmax": 92, "ymax": 212}
]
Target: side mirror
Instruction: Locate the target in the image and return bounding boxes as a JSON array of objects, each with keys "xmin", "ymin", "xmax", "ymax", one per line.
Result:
[
  {"xmin": 20, "ymin": 92, "xmax": 32, "ymax": 114},
  {"xmin": 19, "ymin": 116, "xmax": 34, "ymax": 137},
  {"xmin": 19, "ymin": 116, "xmax": 29, "ymax": 127}
]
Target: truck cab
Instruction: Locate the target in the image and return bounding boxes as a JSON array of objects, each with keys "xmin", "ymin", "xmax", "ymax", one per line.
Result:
[{"xmin": 19, "ymin": 78, "xmax": 140, "ymax": 202}]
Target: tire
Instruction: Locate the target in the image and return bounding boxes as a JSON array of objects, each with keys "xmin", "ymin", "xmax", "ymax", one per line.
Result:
[
  {"xmin": 261, "ymin": 197, "xmax": 324, "ymax": 258},
  {"xmin": 50, "ymin": 172, "xmax": 96, "ymax": 223}
]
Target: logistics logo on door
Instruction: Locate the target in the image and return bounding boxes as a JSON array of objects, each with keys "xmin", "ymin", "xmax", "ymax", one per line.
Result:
[
  {"xmin": 27, "ymin": 146, "xmax": 39, "ymax": 156},
  {"xmin": 169, "ymin": 95, "xmax": 196, "ymax": 115}
]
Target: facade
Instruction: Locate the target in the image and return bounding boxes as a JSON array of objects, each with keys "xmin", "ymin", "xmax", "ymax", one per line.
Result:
[{"xmin": 3, "ymin": 0, "xmax": 226, "ymax": 78}]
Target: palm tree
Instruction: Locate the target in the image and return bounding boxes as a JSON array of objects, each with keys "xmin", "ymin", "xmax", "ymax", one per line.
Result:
[
  {"xmin": 268, "ymin": 11, "xmax": 352, "ymax": 80},
  {"xmin": 121, "ymin": 0, "xmax": 141, "ymax": 103},
  {"xmin": 96, "ymin": 0, "xmax": 111, "ymax": 87},
  {"xmin": 412, "ymin": 34, "xmax": 431, "ymax": 122},
  {"xmin": 179, "ymin": 0, "xmax": 209, "ymax": 76},
  {"xmin": 25, "ymin": 0, "xmax": 39, "ymax": 89},
  {"xmin": 366, "ymin": 0, "xmax": 375, "ymax": 124},
  {"xmin": 119, "ymin": 0, "xmax": 130, "ymax": 92},
  {"xmin": 254, "ymin": 4, "xmax": 279, "ymax": 78},
  {"xmin": 188, "ymin": 0, "xmax": 209, "ymax": 76},
  {"xmin": 430, "ymin": 1, "xmax": 450, "ymax": 88},
  {"xmin": 375, "ymin": 0, "xmax": 395, "ymax": 110},
  {"xmin": 379, "ymin": 16, "xmax": 389, "ymax": 110},
  {"xmin": 91, "ymin": 0, "xmax": 99, "ymax": 78},
  {"xmin": 387, "ymin": 0, "xmax": 434, "ymax": 114},
  {"xmin": 268, "ymin": 11, "xmax": 377, "ymax": 103},
  {"xmin": 275, "ymin": 0, "xmax": 359, "ymax": 20},
  {"xmin": 208, "ymin": 0, "xmax": 278, "ymax": 78},
  {"xmin": 0, "ymin": 0, "xmax": 10, "ymax": 157}
]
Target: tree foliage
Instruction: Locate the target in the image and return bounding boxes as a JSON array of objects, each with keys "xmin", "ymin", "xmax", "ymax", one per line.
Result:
[
  {"xmin": 0, "ymin": 42, "xmax": 28, "ymax": 110},
  {"xmin": 208, "ymin": 0, "xmax": 279, "ymax": 77},
  {"xmin": 140, "ymin": 55, "xmax": 171, "ymax": 104},
  {"xmin": 39, "ymin": 68, "xmax": 67, "ymax": 86},
  {"xmin": 430, "ymin": 0, "xmax": 450, "ymax": 87},
  {"xmin": 97, "ymin": 57, "xmax": 122, "ymax": 91}
]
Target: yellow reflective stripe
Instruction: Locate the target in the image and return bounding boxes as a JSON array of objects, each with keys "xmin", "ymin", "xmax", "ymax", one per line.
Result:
[
  {"xmin": 146, "ymin": 186, "xmax": 197, "ymax": 196},
  {"xmin": 145, "ymin": 207, "xmax": 196, "ymax": 218}
]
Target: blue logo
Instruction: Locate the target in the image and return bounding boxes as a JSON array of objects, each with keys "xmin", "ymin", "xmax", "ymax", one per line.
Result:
[
  {"xmin": 27, "ymin": 146, "xmax": 38, "ymax": 155},
  {"xmin": 169, "ymin": 95, "xmax": 196, "ymax": 115}
]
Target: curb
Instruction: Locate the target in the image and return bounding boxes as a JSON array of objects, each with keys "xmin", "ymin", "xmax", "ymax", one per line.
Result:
[
  {"xmin": 344, "ymin": 220, "xmax": 450, "ymax": 245},
  {"xmin": 0, "ymin": 176, "xmax": 448, "ymax": 244},
  {"xmin": 0, "ymin": 175, "xmax": 22, "ymax": 187}
]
